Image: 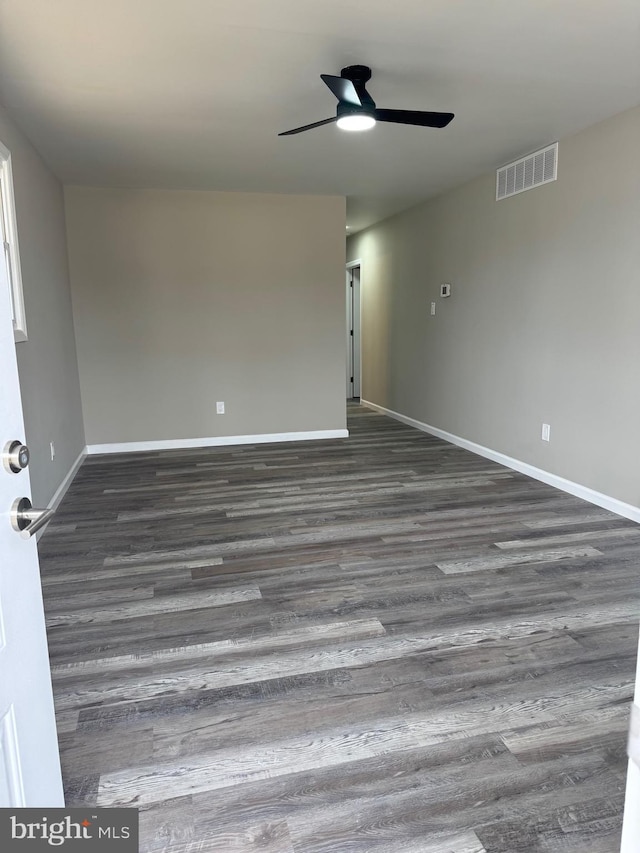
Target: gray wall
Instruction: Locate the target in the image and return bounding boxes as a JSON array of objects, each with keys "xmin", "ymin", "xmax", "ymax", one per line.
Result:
[
  {"xmin": 64, "ymin": 187, "xmax": 346, "ymax": 445},
  {"xmin": 0, "ymin": 103, "xmax": 85, "ymax": 506},
  {"xmin": 347, "ymin": 106, "xmax": 640, "ymax": 508}
]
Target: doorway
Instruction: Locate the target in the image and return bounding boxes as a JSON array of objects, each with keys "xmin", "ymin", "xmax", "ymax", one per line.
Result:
[{"xmin": 346, "ymin": 261, "xmax": 361, "ymax": 400}]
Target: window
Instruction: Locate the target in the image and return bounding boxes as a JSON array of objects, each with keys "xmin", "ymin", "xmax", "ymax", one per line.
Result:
[{"xmin": 0, "ymin": 140, "xmax": 27, "ymax": 341}]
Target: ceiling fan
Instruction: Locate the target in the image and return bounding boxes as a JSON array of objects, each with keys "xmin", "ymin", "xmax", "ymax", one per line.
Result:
[{"xmin": 279, "ymin": 65, "xmax": 454, "ymax": 136}]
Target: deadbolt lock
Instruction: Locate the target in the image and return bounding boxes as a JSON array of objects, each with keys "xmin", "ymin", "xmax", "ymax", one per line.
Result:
[{"xmin": 3, "ymin": 440, "xmax": 30, "ymax": 473}]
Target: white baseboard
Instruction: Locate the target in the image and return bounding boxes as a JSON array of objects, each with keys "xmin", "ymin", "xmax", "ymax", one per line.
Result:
[
  {"xmin": 46, "ymin": 448, "xmax": 87, "ymax": 510},
  {"xmin": 362, "ymin": 398, "xmax": 640, "ymax": 524},
  {"xmin": 86, "ymin": 429, "xmax": 349, "ymax": 456}
]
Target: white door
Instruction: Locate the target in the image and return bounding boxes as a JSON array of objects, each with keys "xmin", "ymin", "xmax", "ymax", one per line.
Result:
[
  {"xmin": 346, "ymin": 270, "xmax": 353, "ymax": 397},
  {"xmin": 346, "ymin": 264, "xmax": 361, "ymax": 399},
  {"xmin": 0, "ymin": 234, "xmax": 63, "ymax": 804},
  {"xmin": 351, "ymin": 266, "xmax": 361, "ymax": 399}
]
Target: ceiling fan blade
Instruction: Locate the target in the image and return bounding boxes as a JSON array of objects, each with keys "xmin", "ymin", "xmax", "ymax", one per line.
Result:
[
  {"xmin": 375, "ymin": 109, "xmax": 454, "ymax": 128},
  {"xmin": 320, "ymin": 74, "xmax": 362, "ymax": 106},
  {"xmin": 278, "ymin": 117, "xmax": 337, "ymax": 136}
]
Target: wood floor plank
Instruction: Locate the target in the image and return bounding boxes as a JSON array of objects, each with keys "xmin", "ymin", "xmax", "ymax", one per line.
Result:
[
  {"xmin": 46, "ymin": 586, "xmax": 262, "ymax": 626},
  {"xmin": 149, "ymin": 821, "xmax": 296, "ymax": 853},
  {"xmin": 435, "ymin": 546, "xmax": 602, "ymax": 574}
]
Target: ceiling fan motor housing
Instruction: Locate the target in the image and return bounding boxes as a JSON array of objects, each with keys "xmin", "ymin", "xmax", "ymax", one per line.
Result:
[{"xmin": 340, "ymin": 65, "xmax": 372, "ymax": 84}]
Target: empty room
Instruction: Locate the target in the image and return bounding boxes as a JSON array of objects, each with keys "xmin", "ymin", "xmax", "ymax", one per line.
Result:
[{"xmin": 1, "ymin": 2, "xmax": 640, "ymax": 852}]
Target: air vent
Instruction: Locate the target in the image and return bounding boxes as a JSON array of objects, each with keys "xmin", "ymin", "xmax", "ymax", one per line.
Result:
[{"xmin": 496, "ymin": 143, "xmax": 558, "ymax": 200}]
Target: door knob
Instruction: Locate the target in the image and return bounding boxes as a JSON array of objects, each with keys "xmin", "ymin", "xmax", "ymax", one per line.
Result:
[
  {"xmin": 10, "ymin": 497, "xmax": 55, "ymax": 538},
  {"xmin": 3, "ymin": 440, "xmax": 30, "ymax": 473}
]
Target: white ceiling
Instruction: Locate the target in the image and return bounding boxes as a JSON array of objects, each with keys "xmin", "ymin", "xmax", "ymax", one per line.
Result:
[{"xmin": 1, "ymin": 0, "xmax": 639, "ymax": 232}]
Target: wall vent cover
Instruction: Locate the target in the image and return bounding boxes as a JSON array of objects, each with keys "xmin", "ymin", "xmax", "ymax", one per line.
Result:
[{"xmin": 496, "ymin": 142, "xmax": 558, "ymax": 200}]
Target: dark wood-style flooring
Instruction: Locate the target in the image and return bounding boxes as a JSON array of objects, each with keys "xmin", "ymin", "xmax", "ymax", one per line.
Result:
[{"xmin": 39, "ymin": 403, "xmax": 640, "ymax": 852}]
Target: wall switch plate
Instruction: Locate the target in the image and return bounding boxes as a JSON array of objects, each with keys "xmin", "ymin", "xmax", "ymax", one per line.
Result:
[
  {"xmin": 430, "ymin": 302, "xmax": 436, "ymax": 316},
  {"xmin": 216, "ymin": 401, "xmax": 225, "ymax": 414},
  {"xmin": 50, "ymin": 441, "xmax": 55, "ymax": 460},
  {"xmin": 541, "ymin": 423, "xmax": 551, "ymax": 442},
  {"xmin": 440, "ymin": 283, "xmax": 451, "ymax": 297}
]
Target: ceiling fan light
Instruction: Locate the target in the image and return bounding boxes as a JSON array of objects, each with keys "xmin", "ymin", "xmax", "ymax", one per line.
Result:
[{"xmin": 336, "ymin": 114, "xmax": 376, "ymax": 131}]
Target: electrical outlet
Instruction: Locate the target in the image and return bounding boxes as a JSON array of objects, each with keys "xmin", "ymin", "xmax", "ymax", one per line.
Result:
[
  {"xmin": 216, "ymin": 401, "xmax": 225, "ymax": 414},
  {"xmin": 541, "ymin": 423, "xmax": 551, "ymax": 442},
  {"xmin": 50, "ymin": 441, "xmax": 55, "ymax": 460},
  {"xmin": 430, "ymin": 302, "xmax": 436, "ymax": 316}
]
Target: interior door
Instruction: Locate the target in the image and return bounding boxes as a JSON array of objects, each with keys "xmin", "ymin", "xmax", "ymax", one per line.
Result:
[
  {"xmin": 346, "ymin": 269, "xmax": 353, "ymax": 397},
  {"xmin": 0, "ymin": 235, "xmax": 63, "ymax": 805},
  {"xmin": 351, "ymin": 266, "xmax": 361, "ymax": 398},
  {"xmin": 346, "ymin": 265, "xmax": 361, "ymax": 400}
]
